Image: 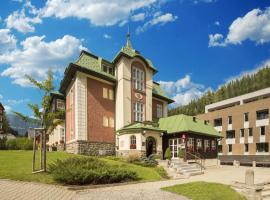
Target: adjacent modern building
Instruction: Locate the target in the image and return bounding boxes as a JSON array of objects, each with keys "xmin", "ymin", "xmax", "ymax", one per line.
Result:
[
  {"xmin": 197, "ymin": 87, "xmax": 270, "ymax": 165},
  {"xmin": 0, "ymin": 103, "xmax": 4, "ymax": 133},
  {"xmin": 51, "ymin": 34, "xmax": 220, "ymax": 158}
]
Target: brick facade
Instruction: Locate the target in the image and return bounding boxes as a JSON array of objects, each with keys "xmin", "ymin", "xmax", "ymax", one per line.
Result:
[
  {"xmin": 152, "ymin": 98, "xmax": 163, "ymax": 119},
  {"xmin": 87, "ymin": 77, "xmax": 115, "ymax": 143}
]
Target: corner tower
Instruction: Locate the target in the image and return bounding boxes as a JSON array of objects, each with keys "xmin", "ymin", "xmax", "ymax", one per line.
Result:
[{"xmin": 113, "ymin": 33, "xmax": 157, "ymax": 130}]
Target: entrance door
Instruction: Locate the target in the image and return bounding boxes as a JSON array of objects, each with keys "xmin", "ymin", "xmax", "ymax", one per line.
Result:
[
  {"xmin": 146, "ymin": 137, "xmax": 156, "ymax": 157},
  {"xmin": 169, "ymin": 138, "xmax": 183, "ymax": 158}
]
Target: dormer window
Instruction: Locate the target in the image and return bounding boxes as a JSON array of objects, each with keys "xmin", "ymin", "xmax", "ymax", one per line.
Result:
[
  {"xmin": 132, "ymin": 67, "xmax": 144, "ymax": 91},
  {"xmin": 102, "ymin": 65, "xmax": 114, "ymax": 75}
]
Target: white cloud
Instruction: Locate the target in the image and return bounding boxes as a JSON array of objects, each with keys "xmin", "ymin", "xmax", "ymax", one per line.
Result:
[
  {"xmin": 41, "ymin": 0, "xmax": 157, "ymax": 26},
  {"xmin": 193, "ymin": 0, "xmax": 216, "ymax": 4},
  {"xmin": 5, "ymin": 1, "xmax": 42, "ymax": 33},
  {"xmin": 0, "ymin": 94, "xmax": 3, "ymax": 99},
  {"xmin": 136, "ymin": 12, "xmax": 178, "ymax": 34},
  {"xmin": 6, "ymin": 99, "xmax": 30, "ymax": 105},
  {"xmin": 209, "ymin": 7, "xmax": 270, "ymax": 47},
  {"xmin": 0, "ymin": 29, "xmax": 17, "ymax": 53},
  {"xmin": 208, "ymin": 33, "xmax": 226, "ymax": 47},
  {"xmin": 214, "ymin": 21, "xmax": 220, "ymax": 26},
  {"xmin": 103, "ymin": 34, "xmax": 112, "ymax": 39},
  {"xmin": 158, "ymin": 75, "xmax": 205, "ymax": 106},
  {"xmin": 131, "ymin": 13, "xmax": 146, "ymax": 22},
  {"xmin": 3, "ymin": 105, "xmax": 12, "ymax": 113},
  {"xmin": 0, "ymin": 35, "xmax": 86, "ymax": 87}
]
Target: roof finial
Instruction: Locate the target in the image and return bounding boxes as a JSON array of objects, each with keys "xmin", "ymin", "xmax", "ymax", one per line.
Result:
[{"xmin": 126, "ymin": 25, "xmax": 133, "ymax": 49}]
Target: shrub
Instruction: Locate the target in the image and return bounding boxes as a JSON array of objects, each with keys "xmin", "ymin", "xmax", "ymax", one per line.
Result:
[
  {"xmin": 155, "ymin": 166, "xmax": 169, "ymax": 179},
  {"xmin": 6, "ymin": 138, "xmax": 33, "ymax": 150},
  {"xmin": 164, "ymin": 148, "xmax": 172, "ymax": 160},
  {"xmin": 135, "ymin": 154, "xmax": 158, "ymax": 167},
  {"xmin": 178, "ymin": 148, "xmax": 185, "ymax": 158},
  {"xmin": 125, "ymin": 152, "xmax": 140, "ymax": 163},
  {"xmin": 48, "ymin": 157, "xmax": 138, "ymax": 185},
  {"xmin": 0, "ymin": 137, "xmax": 7, "ymax": 150}
]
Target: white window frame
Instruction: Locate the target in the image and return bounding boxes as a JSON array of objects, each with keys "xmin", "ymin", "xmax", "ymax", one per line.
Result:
[
  {"xmin": 56, "ymin": 99, "xmax": 65, "ymax": 110},
  {"xmin": 134, "ymin": 102, "xmax": 144, "ymax": 122},
  {"xmin": 132, "ymin": 67, "xmax": 145, "ymax": 91},
  {"xmin": 156, "ymin": 104, "xmax": 163, "ymax": 118},
  {"xmin": 204, "ymin": 140, "xmax": 210, "ymax": 151}
]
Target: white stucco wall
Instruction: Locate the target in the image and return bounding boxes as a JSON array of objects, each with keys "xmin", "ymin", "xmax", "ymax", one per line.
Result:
[{"xmin": 75, "ymin": 72, "xmax": 88, "ymax": 141}]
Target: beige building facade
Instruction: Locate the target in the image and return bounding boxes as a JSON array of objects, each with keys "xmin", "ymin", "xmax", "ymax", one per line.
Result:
[{"xmin": 197, "ymin": 88, "xmax": 270, "ymax": 165}]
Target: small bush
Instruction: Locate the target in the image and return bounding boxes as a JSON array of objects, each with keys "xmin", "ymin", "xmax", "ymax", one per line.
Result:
[
  {"xmin": 6, "ymin": 138, "xmax": 33, "ymax": 150},
  {"xmin": 155, "ymin": 166, "xmax": 169, "ymax": 179},
  {"xmin": 0, "ymin": 137, "xmax": 7, "ymax": 150},
  {"xmin": 48, "ymin": 157, "xmax": 138, "ymax": 185},
  {"xmin": 178, "ymin": 148, "xmax": 185, "ymax": 158},
  {"xmin": 125, "ymin": 152, "xmax": 140, "ymax": 163},
  {"xmin": 164, "ymin": 148, "xmax": 172, "ymax": 160},
  {"xmin": 135, "ymin": 154, "xmax": 158, "ymax": 167}
]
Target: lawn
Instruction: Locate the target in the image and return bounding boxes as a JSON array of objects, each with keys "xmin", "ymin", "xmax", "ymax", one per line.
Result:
[
  {"xmin": 162, "ymin": 182, "xmax": 246, "ymax": 200},
  {"xmin": 0, "ymin": 150, "xmax": 165, "ymax": 184}
]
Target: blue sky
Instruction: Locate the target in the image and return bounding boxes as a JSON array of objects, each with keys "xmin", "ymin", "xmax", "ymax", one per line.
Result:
[{"xmin": 0, "ymin": 0, "xmax": 270, "ymax": 116}]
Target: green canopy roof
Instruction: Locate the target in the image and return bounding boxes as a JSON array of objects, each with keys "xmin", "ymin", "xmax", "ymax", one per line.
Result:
[
  {"xmin": 158, "ymin": 114, "xmax": 221, "ymax": 137},
  {"xmin": 117, "ymin": 121, "xmax": 164, "ymax": 134},
  {"xmin": 75, "ymin": 50, "xmax": 116, "ymax": 80}
]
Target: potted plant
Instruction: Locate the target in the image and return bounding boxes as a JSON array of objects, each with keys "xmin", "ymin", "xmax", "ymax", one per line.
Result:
[{"xmin": 164, "ymin": 148, "xmax": 172, "ymax": 167}]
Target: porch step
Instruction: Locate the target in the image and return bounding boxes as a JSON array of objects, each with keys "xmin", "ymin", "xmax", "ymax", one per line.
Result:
[{"xmin": 262, "ymin": 184, "xmax": 270, "ymax": 200}]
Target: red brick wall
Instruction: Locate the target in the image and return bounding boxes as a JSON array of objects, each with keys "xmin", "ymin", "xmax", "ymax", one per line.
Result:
[
  {"xmin": 152, "ymin": 99, "xmax": 163, "ymax": 119},
  {"xmin": 87, "ymin": 77, "xmax": 115, "ymax": 143}
]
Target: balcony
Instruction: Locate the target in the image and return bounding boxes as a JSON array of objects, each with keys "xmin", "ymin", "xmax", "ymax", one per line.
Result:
[
  {"xmin": 226, "ymin": 138, "xmax": 235, "ymax": 144},
  {"xmin": 248, "ymin": 136, "xmax": 253, "ymax": 143},
  {"xmin": 244, "ymin": 121, "xmax": 249, "ymax": 128},
  {"xmin": 214, "ymin": 126, "xmax": 222, "ymax": 132},
  {"xmin": 227, "ymin": 124, "xmax": 233, "ymax": 130},
  {"xmin": 240, "ymin": 137, "xmax": 244, "ymax": 144},
  {"xmin": 256, "ymin": 118, "xmax": 269, "ymax": 127}
]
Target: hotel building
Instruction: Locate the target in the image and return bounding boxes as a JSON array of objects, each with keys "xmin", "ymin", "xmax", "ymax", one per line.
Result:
[{"xmin": 197, "ymin": 87, "xmax": 270, "ymax": 165}]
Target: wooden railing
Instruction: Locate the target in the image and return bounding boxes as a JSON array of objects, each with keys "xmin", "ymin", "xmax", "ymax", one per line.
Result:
[{"xmin": 185, "ymin": 151, "xmax": 205, "ymax": 171}]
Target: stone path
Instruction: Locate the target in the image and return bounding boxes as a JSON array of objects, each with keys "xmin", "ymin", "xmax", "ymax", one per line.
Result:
[{"xmin": 1, "ymin": 165, "xmax": 270, "ymax": 200}]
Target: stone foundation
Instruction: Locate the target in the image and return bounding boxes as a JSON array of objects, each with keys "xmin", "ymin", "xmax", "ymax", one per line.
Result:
[
  {"xmin": 66, "ymin": 140, "xmax": 115, "ymax": 156},
  {"xmin": 116, "ymin": 150, "xmax": 162, "ymax": 158}
]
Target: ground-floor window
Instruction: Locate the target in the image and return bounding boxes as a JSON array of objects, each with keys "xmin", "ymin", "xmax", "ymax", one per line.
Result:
[
  {"xmin": 130, "ymin": 135, "xmax": 136, "ymax": 149},
  {"xmin": 204, "ymin": 140, "xmax": 210, "ymax": 152},
  {"xmin": 196, "ymin": 139, "xmax": 202, "ymax": 151},
  {"xmin": 211, "ymin": 140, "xmax": 216, "ymax": 150},
  {"xmin": 228, "ymin": 144, "xmax": 232, "ymax": 153},
  {"xmin": 245, "ymin": 144, "xmax": 249, "ymax": 152},
  {"xmin": 256, "ymin": 143, "xmax": 269, "ymax": 153},
  {"xmin": 187, "ymin": 138, "xmax": 194, "ymax": 151}
]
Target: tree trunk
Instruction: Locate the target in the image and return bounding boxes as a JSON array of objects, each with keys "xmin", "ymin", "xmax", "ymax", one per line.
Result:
[{"xmin": 32, "ymin": 132, "xmax": 36, "ymax": 172}]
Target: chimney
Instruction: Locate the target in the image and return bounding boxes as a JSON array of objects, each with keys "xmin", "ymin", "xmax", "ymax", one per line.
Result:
[{"xmin": 193, "ymin": 116, "xmax": 196, "ymax": 122}]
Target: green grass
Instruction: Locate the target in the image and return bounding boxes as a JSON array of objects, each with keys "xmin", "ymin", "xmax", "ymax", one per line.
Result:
[
  {"xmin": 162, "ymin": 182, "xmax": 246, "ymax": 200},
  {"xmin": 0, "ymin": 151, "xmax": 165, "ymax": 184}
]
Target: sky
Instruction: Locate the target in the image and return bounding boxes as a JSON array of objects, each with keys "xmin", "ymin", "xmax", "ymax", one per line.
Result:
[{"xmin": 0, "ymin": 0, "xmax": 270, "ymax": 116}]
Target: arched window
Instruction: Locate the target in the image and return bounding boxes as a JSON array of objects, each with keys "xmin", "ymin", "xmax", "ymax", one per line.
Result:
[
  {"xmin": 130, "ymin": 135, "xmax": 136, "ymax": 149},
  {"xmin": 132, "ymin": 67, "xmax": 145, "ymax": 91}
]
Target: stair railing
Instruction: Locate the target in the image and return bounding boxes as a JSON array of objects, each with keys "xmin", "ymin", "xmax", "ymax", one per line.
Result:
[{"xmin": 185, "ymin": 151, "xmax": 205, "ymax": 171}]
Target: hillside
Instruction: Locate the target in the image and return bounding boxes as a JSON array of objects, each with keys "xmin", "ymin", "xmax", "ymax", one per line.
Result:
[
  {"xmin": 168, "ymin": 67, "xmax": 270, "ymax": 116},
  {"xmin": 7, "ymin": 113, "xmax": 39, "ymax": 136}
]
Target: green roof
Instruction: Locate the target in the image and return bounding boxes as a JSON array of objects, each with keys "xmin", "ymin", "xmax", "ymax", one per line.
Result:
[
  {"xmin": 153, "ymin": 82, "xmax": 174, "ymax": 103},
  {"xmin": 158, "ymin": 114, "xmax": 221, "ymax": 137},
  {"xmin": 117, "ymin": 121, "xmax": 164, "ymax": 134},
  {"xmin": 75, "ymin": 50, "xmax": 116, "ymax": 80}
]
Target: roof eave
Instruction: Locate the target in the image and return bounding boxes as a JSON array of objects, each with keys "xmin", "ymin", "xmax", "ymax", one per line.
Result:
[{"xmin": 153, "ymin": 93, "xmax": 174, "ymax": 104}]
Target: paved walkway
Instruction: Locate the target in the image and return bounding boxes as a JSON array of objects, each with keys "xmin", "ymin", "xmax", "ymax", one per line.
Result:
[{"xmin": 1, "ymin": 165, "xmax": 270, "ymax": 200}]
